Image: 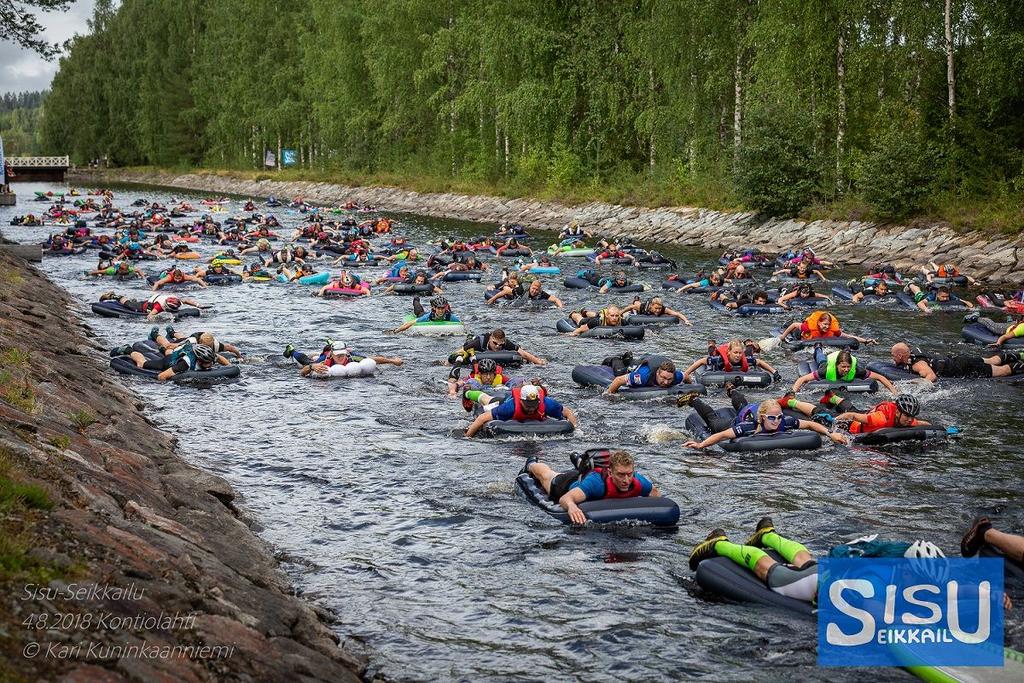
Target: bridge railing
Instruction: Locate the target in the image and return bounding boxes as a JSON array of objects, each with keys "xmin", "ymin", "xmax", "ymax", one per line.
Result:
[{"xmin": 7, "ymin": 156, "xmax": 70, "ymax": 168}]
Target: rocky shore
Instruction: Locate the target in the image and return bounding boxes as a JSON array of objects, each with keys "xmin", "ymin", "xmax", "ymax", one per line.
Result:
[
  {"xmin": 75, "ymin": 168, "xmax": 1021, "ymax": 284},
  {"xmin": 0, "ymin": 250, "xmax": 366, "ymax": 682}
]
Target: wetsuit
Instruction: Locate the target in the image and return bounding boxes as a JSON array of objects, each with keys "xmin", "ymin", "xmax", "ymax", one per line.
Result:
[
  {"xmin": 547, "ymin": 468, "xmax": 653, "ymax": 503},
  {"xmin": 463, "ymin": 333, "xmax": 519, "ymax": 353}
]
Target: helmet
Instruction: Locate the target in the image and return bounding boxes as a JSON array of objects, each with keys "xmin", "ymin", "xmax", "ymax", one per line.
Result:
[
  {"xmin": 894, "ymin": 394, "xmax": 920, "ymax": 417},
  {"xmin": 476, "ymin": 358, "xmax": 498, "ymax": 373},
  {"xmin": 430, "ymin": 296, "xmax": 448, "ymax": 309},
  {"xmin": 193, "ymin": 344, "xmax": 216, "ymax": 362},
  {"xmin": 905, "ymin": 540, "xmax": 946, "ymax": 559},
  {"xmin": 328, "ymin": 341, "xmax": 349, "ymax": 355},
  {"xmin": 164, "ymin": 297, "xmax": 181, "ymax": 311}
]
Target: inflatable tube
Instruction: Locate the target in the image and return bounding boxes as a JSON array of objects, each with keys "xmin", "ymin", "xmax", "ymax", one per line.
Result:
[
  {"xmin": 961, "ymin": 322, "xmax": 1024, "ymax": 348},
  {"xmin": 173, "ymin": 252, "xmax": 200, "ymax": 260},
  {"xmin": 322, "ymin": 282, "xmax": 371, "ymax": 298},
  {"xmin": 555, "ymin": 319, "xmax": 644, "ymax": 339},
  {"xmin": 979, "ymin": 545, "xmax": 1024, "ymax": 582},
  {"xmin": 591, "ymin": 256, "xmax": 635, "ymax": 266},
  {"xmin": 865, "ymin": 361, "xmax": 918, "ymax": 381},
  {"xmin": 782, "ymin": 297, "xmax": 829, "ymax": 308},
  {"xmin": 392, "ymin": 282, "xmax": 435, "ymax": 295},
  {"xmin": 916, "ymin": 275, "xmax": 968, "ymax": 287},
  {"xmin": 496, "ymin": 248, "xmax": 531, "ymax": 257},
  {"xmin": 91, "ymin": 301, "xmax": 200, "ymax": 319},
  {"xmin": 623, "ymin": 314, "xmax": 680, "ymax": 326},
  {"xmin": 204, "ymin": 273, "xmax": 242, "ymax": 285},
  {"xmin": 563, "ymin": 277, "xmax": 591, "ymax": 289},
  {"xmin": 209, "ymin": 257, "xmax": 242, "ymax": 266},
  {"xmin": 403, "ymin": 315, "xmax": 466, "ymax": 336},
  {"xmin": 695, "ymin": 370, "xmax": 773, "ymax": 388},
  {"xmin": 297, "ymin": 271, "xmax": 331, "ymax": 286},
  {"xmin": 772, "ymin": 276, "xmax": 825, "ymax": 286},
  {"xmin": 795, "ymin": 360, "xmax": 879, "ymax": 393},
  {"xmin": 547, "ymin": 246, "xmax": 595, "ymax": 257},
  {"xmin": 661, "ymin": 279, "xmax": 686, "ymax": 291},
  {"xmin": 710, "ymin": 300, "xmax": 786, "ymax": 316},
  {"xmin": 145, "ymin": 275, "xmax": 195, "ymax": 290},
  {"xmin": 895, "ymin": 291, "xmax": 970, "ymax": 311},
  {"xmin": 442, "ymin": 271, "xmax": 484, "ymax": 282},
  {"xmin": 570, "ymin": 364, "xmax": 706, "ymax": 399},
  {"xmin": 831, "ymin": 286, "xmax": 855, "ymax": 302},
  {"xmin": 604, "ymin": 283, "xmax": 646, "ymax": 293},
  {"xmin": 636, "ymin": 261, "xmax": 674, "ymax": 270},
  {"xmin": 694, "ymin": 551, "xmax": 816, "ymax": 617},
  {"xmin": 515, "ymin": 473, "xmax": 680, "ymax": 527},
  {"xmin": 307, "ymin": 357, "xmax": 377, "ymax": 378},
  {"xmin": 506, "ymin": 297, "xmax": 557, "ymax": 311},
  {"xmin": 483, "ymin": 418, "xmax": 574, "ymax": 437},
  {"xmin": 776, "ymin": 329, "xmax": 859, "ymax": 350},
  {"xmin": 685, "ymin": 407, "xmax": 822, "ymax": 452},
  {"xmin": 851, "ymin": 425, "xmax": 949, "ymax": 446},
  {"xmin": 448, "ymin": 350, "xmax": 524, "ymax": 367},
  {"xmin": 109, "ymin": 355, "xmax": 240, "ymax": 382},
  {"xmin": 525, "ymin": 266, "xmax": 560, "ymax": 275}
]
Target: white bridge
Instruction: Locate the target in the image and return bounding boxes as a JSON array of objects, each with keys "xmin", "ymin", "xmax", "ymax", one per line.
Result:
[{"xmin": 6, "ymin": 156, "xmax": 70, "ymax": 182}]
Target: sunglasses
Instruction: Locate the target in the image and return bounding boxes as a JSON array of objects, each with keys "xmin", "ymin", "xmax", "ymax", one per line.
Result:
[{"xmin": 763, "ymin": 414, "xmax": 783, "ymax": 422}]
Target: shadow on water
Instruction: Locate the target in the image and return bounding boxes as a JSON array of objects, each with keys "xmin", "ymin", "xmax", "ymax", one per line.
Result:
[{"xmin": 5, "ymin": 181, "xmax": 1021, "ymax": 682}]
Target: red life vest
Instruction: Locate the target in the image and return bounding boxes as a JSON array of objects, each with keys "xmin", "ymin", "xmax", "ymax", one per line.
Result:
[
  {"xmin": 595, "ymin": 467, "xmax": 643, "ymax": 498},
  {"xmin": 511, "ymin": 386, "xmax": 546, "ymax": 421},
  {"xmin": 716, "ymin": 343, "xmax": 749, "ymax": 372}
]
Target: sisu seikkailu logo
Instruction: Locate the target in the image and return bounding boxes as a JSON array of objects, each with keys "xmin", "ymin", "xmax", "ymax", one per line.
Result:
[{"xmin": 818, "ymin": 558, "xmax": 1004, "ymax": 667}]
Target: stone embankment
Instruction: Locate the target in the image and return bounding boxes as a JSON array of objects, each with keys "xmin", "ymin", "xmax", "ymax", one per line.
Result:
[
  {"xmin": 77, "ymin": 168, "xmax": 1021, "ymax": 284},
  {"xmin": 0, "ymin": 251, "xmax": 366, "ymax": 682}
]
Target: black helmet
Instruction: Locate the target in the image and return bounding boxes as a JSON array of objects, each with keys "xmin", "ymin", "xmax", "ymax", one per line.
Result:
[
  {"xmin": 894, "ymin": 394, "xmax": 920, "ymax": 418},
  {"xmin": 476, "ymin": 358, "xmax": 498, "ymax": 373},
  {"xmin": 430, "ymin": 296, "xmax": 448, "ymax": 309},
  {"xmin": 193, "ymin": 344, "xmax": 216, "ymax": 363}
]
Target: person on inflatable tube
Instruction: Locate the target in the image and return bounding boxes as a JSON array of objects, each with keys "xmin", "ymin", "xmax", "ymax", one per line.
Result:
[
  {"xmin": 682, "ymin": 339, "xmax": 779, "ymax": 384},
  {"xmin": 710, "ymin": 288, "xmax": 771, "ymax": 312},
  {"xmin": 518, "ymin": 278, "xmax": 563, "ymax": 308},
  {"xmin": 125, "ymin": 341, "xmax": 223, "ymax": 381},
  {"xmin": 772, "ymin": 257, "xmax": 828, "ymax": 282},
  {"xmin": 920, "ymin": 261, "xmax": 977, "ymax": 286},
  {"xmin": 606, "ymin": 357, "xmax": 696, "ymax": 395},
  {"xmin": 832, "ymin": 394, "xmax": 929, "ymax": 434},
  {"xmin": 458, "ymin": 328, "xmax": 546, "ymax": 366},
  {"xmin": 905, "ymin": 282, "xmax": 974, "ymax": 312},
  {"xmin": 622, "ymin": 295, "xmax": 692, "ymax": 325},
  {"xmin": 792, "ymin": 348, "xmax": 897, "ymax": 395},
  {"xmin": 485, "ymin": 272, "xmax": 526, "ymax": 305},
  {"xmin": 593, "ymin": 243, "xmax": 637, "ymax": 267},
  {"xmin": 197, "ymin": 261, "xmax": 241, "ymax": 282},
  {"xmin": 680, "ymin": 390, "xmax": 848, "ymax": 449},
  {"xmin": 448, "ymin": 357, "xmax": 519, "ymax": 401},
  {"xmin": 689, "ymin": 518, "xmax": 949, "ymax": 604},
  {"xmin": 986, "ymin": 302, "xmax": 1024, "ymax": 347},
  {"xmin": 677, "ymin": 270, "xmax": 727, "ymax": 292},
  {"xmin": 849, "ymin": 278, "xmax": 894, "ymax": 303},
  {"xmin": 464, "ymin": 384, "xmax": 577, "ymax": 437},
  {"xmin": 391, "ymin": 296, "xmax": 460, "ymax": 334},
  {"xmin": 890, "ymin": 341, "xmax": 1024, "ymax": 381},
  {"xmin": 284, "ymin": 339, "xmax": 402, "ymax": 376},
  {"xmin": 566, "ymin": 305, "xmax": 627, "ymax": 336},
  {"xmin": 522, "ymin": 450, "xmax": 659, "ymax": 525},
  {"xmin": 777, "ymin": 282, "xmax": 832, "ymax": 309},
  {"xmin": 87, "ymin": 260, "xmax": 146, "ymax": 280},
  {"xmin": 98, "ymin": 291, "xmax": 202, "ymax": 321},
  {"xmin": 121, "ymin": 328, "xmax": 242, "ymax": 361},
  {"xmin": 777, "ymin": 311, "xmax": 876, "ymax": 345}
]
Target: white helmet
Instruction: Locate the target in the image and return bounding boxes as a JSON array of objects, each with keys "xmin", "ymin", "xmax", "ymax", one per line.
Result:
[{"xmin": 904, "ymin": 540, "xmax": 946, "ymax": 559}]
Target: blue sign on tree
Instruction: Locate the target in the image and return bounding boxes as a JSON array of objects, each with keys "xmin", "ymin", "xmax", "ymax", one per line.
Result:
[{"xmin": 282, "ymin": 149, "xmax": 297, "ymax": 167}]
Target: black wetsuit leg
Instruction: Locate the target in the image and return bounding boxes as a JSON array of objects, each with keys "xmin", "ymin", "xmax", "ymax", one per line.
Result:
[
  {"xmin": 693, "ymin": 398, "xmax": 734, "ymax": 433},
  {"xmin": 413, "ymin": 298, "xmax": 425, "ymax": 317},
  {"xmin": 936, "ymin": 355, "xmax": 990, "ymax": 378},
  {"xmin": 730, "ymin": 391, "xmax": 749, "ymax": 413}
]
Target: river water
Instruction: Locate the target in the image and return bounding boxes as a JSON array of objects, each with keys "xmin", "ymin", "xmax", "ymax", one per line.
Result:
[{"xmin": 4, "ymin": 181, "xmax": 1022, "ymax": 682}]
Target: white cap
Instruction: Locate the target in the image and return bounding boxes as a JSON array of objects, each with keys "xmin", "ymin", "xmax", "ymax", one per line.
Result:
[
  {"xmin": 520, "ymin": 384, "xmax": 540, "ymax": 401},
  {"xmin": 329, "ymin": 341, "xmax": 349, "ymax": 354}
]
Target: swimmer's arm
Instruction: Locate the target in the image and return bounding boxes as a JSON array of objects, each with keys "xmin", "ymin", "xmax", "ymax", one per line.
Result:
[
  {"xmin": 665, "ymin": 306, "xmax": 692, "ymax": 325},
  {"xmin": 606, "ymin": 375, "xmax": 628, "ymax": 394},
  {"xmin": 869, "ymin": 372, "xmax": 899, "ymax": 395},
  {"xmin": 911, "ymin": 360, "xmax": 937, "ymax": 383},
  {"xmin": 792, "ymin": 372, "xmax": 814, "ymax": 391},
  {"xmin": 798, "ymin": 419, "xmax": 849, "ymax": 444},
  {"xmin": 518, "ymin": 348, "xmax": 546, "ymax": 365},
  {"xmin": 682, "ymin": 358, "xmax": 706, "ymax": 382},
  {"xmin": 558, "ymin": 488, "xmax": 588, "ymax": 525},
  {"xmin": 464, "ymin": 410, "xmax": 494, "ymax": 438}
]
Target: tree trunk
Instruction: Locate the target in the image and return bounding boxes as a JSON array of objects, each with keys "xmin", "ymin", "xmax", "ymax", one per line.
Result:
[
  {"xmin": 277, "ymin": 132, "xmax": 282, "ymax": 173},
  {"xmin": 944, "ymin": 0, "xmax": 956, "ymax": 118},
  {"xmin": 504, "ymin": 133, "xmax": 509, "ymax": 176},
  {"xmin": 649, "ymin": 66, "xmax": 656, "ymax": 174},
  {"xmin": 836, "ymin": 31, "xmax": 847, "ymax": 192},
  {"xmin": 733, "ymin": 52, "xmax": 742, "ymax": 154}
]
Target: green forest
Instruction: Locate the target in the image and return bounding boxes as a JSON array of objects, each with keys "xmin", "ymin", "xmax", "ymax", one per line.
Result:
[
  {"xmin": 0, "ymin": 91, "xmax": 46, "ymax": 156},
  {"xmin": 34, "ymin": 0, "xmax": 1024, "ymax": 228}
]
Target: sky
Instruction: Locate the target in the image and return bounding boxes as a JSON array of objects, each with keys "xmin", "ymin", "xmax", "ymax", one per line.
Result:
[{"xmin": 1, "ymin": 1, "xmax": 96, "ymax": 95}]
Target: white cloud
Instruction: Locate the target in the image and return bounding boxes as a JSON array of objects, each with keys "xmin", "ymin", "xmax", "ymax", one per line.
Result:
[{"xmin": 0, "ymin": 1, "xmax": 98, "ymax": 94}]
